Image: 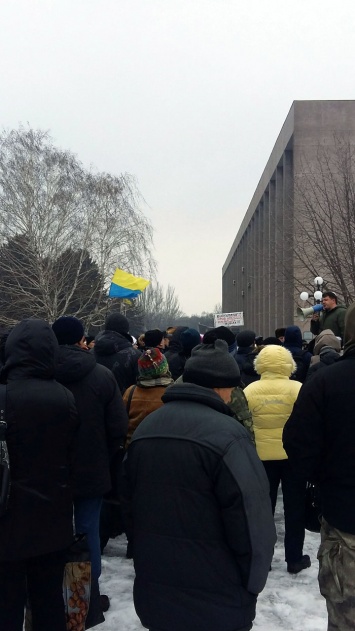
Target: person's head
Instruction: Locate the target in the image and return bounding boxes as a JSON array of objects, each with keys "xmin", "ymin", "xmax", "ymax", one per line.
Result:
[
  {"xmin": 138, "ymin": 348, "xmax": 169, "ymax": 380},
  {"xmin": 262, "ymin": 336, "xmax": 283, "ymax": 346},
  {"xmin": 236, "ymin": 330, "xmax": 255, "ymax": 349},
  {"xmin": 137, "ymin": 333, "xmax": 146, "ymax": 348},
  {"xmin": 322, "ymin": 291, "xmax": 338, "ymax": 311},
  {"xmin": 203, "ymin": 326, "xmax": 236, "ymax": 349},
  {"xmin": 313, "ymin": 329, "xmax": 341, "ymax": 356},
  {"xmin": 4, "ymin": 319, "xmax": 59, "ymax": 379},
  {"xmin": 182, "ymin": 339, "xmax": 240, "ymax": 403},
  {"xmin": 275, "ymin": 327, "xmax": 286, "ymax": 343},
  {"xmin": 254, "ymin": 344, "xmax": 296, "ymax": 379},
  {"xmin": 163, "ymin": 331, "xmax": 171, "ymax": 347},
  {"xmin": 284, "ymin": 325, "xmax": 303, "ymax": 349},
  {"xmin": 180, "ymin": 328, "xmax": 201, "ymax": 353},
  {"xmin": 105, "ymin": 312, "xmax": 131, "ymax": 342},
  {"xmin": 52, "ymin": 316, "xmax": 86, "ymax": 348},
  {"xmin": 144, "ymin": 329, "xmax": 165, "ymax": 349}
]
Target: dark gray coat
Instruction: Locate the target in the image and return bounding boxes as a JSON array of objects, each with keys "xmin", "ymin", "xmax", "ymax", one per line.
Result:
[{"xmin": 123, "ymin": 382, "xmax": 276, "ymax": 631}]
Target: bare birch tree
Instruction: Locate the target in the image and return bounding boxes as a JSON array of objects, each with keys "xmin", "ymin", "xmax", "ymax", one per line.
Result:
[
  {"xmin": 138, "ymin": 282, "xmax": 182, "ymax": 330},
  {"xmin": 292, "ymin": 137, "xmax": 355, "ymax": 305},
  {"xmin": 0, "ymin": 127, "xmax": 156, "ymax": 327}
]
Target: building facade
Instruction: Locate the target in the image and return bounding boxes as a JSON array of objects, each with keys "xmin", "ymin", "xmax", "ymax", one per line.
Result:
[{"xmin": 222, "ymin": 100, "xmax": 355, "ymax": 337}]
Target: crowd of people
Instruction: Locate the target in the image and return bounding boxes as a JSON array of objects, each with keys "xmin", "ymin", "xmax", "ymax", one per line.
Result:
[{"xmin": 0, "ymin": 289, "xmax": 353, "ymax": 631}]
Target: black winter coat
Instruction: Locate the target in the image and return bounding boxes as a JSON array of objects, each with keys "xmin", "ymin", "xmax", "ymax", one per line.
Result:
[
  {"xmin": 235, "ymin": 348, "xmax": 259, "ymax": 387},
  {"xmin": 94, "ymin": 330, "xmax": 141, "ymax": 394},
  {"xmin": 54, "ymin": 345, "xmax": 128, "ymax": 499},
  {"xmin": 123, "ymin": 383, "xmax": 276, "ymax": 631},
  {"xmin": 0, "ymin": 319, "xmax": 79, "ymax": 561},
  {"xmin": 283, "ymin": 353, "xmax": 355, "ymax": 535}
]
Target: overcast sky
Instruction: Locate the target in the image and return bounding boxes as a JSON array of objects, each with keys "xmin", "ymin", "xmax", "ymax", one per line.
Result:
[{"xmin": 1, "ymin": 0, "xmax": 355, "ymax": 315}]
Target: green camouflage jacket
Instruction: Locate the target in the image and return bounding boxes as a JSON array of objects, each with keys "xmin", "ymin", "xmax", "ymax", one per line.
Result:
[{"xmin": 228, "ymin": 386, "xmax": 255, "ymax": 444}]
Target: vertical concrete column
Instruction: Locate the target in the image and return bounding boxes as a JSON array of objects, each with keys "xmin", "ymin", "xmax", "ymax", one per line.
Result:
[
  {"xmin": 240, "ymin": 234, "xmax": 246, "ymax": 323},
  {"xmin": 235, "ymin": 249, "xmax": 240, "ymax": 311},
  {"xmin": 262, "ymin": 190, "xmax": 270, "ymax": 336},
  {"xmin": 255, "ymin": 209, "xmax": 262, "ymax": 332},
  {"xmin": 246, "ymin": 225, "xmax": 252, "ymax": 327},
  {"xmin": 275, "ymin": 163, "xmax": 285, "ymax": 324},
  {"xmin": 269, "ymin": 178, "xmax": 276, "ymax": 333},
  {"xmin": 283, "ymin": 149, "xmax": 294, "ymax": 325},
  {"xmin": 250, "ymin": 216, "xmax": 256, "ymax": 328}
]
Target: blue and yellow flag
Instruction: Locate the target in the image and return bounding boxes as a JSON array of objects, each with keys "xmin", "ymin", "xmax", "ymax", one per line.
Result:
[{"xmin": 108, "ymin": 268, "xmax": 150, "ymax": 299}]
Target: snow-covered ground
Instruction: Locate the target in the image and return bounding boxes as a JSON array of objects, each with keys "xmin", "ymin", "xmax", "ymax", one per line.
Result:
[{"xmin": 97, "ymin": 494, "xmax": 328, "ymax": 631}]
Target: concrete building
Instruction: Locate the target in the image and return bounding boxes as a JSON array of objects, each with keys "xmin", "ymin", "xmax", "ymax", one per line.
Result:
[{"xmin": 222, "ymin": 100, "xmax": 355, "ymax": 337}]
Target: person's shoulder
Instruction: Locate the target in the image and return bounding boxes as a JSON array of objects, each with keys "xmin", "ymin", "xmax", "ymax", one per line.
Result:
[
  {"xmin": 93, "ymin": 361, "xmax": 117, "ymax": 384},
  {"xmin": 337, "ymin": 305, "xmax": 347, "ymax": 315}
]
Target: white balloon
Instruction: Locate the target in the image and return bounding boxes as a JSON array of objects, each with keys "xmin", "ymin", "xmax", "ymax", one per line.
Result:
[{"xmin": 300, "ymin": 291, "xmax": 309, "ymax": 301}]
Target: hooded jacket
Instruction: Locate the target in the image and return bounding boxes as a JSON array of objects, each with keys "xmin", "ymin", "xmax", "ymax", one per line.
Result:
[
  {"xmin": 93, "ymin": 329, "xmax": 141, "ymax": 394},
  {"xmin": 283, "ymin": 302, "xmax": 355, "ymax": 534},
  {"xmin": 235, "ymin": 347, "xmax": 260, "ymax": 387},
  {"xmin": 54, "ymin": 345, "xmax": 128, "ymax": 498},
  {"xmin": 164, "ymin": 326, "xmax": 188, "ymax": 361},
  {"xmin": 123, "ymin": 382, "xmax": 276, "ymax": 631},
  {"xmin": 0, "ymin": 319, "xmax": 78, "ymax": 561},
  {"xmin": 244, "ymin": 345, "xmax": 302, "ymax": 461},
  {"xmin": 284, "ymin": 325, "xmax": 312, "ymax": 382},
  {"xmin": 309, "ymin": 329, "xmax": 341, "ymax": 365}
]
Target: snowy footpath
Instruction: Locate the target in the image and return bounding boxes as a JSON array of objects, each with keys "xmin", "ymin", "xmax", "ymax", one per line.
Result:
[{"xmin": 97, "ymin": 495, "xmax": 328, "ymax": 631}]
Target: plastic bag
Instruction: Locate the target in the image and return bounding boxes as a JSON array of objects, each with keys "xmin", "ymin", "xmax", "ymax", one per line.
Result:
[{"xmin": 64, "ymin": 535, "xmax": 91, "ymax": 631}]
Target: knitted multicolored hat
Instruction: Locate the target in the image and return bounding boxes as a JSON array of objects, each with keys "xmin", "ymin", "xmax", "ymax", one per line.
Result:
[{"xmin": 138, "ymin": 348, "xmax": 169, "ymax": 379}]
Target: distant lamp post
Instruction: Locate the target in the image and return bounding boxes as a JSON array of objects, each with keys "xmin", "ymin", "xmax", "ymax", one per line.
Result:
[
  {"xmin": 297, "ymin": 275, "xmax": 324, "ymax": 323},
  {"xmin": 314, "ymin": 276, "xmax": 324, "ymax": 303}
]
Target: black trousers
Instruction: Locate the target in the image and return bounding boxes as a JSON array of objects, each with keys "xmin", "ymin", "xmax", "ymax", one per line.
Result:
[
  {"xmin": 263, "ymin": 459, "xmax": 306, "ymax": 563},
  {"xmin": 0, "ymin": 549, "xmax": 67, "ymax": 631}
]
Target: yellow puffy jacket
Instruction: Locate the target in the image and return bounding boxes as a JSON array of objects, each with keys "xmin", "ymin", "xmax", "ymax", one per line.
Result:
[{"xmin": 244, "ymin": 345, "xmax": 302, "ymax": 461}]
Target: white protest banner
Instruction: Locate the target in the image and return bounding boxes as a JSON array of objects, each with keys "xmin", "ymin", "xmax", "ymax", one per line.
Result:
[{"xmin": 214, "ymin": 312, "xmax": 244, "ymax": 327}]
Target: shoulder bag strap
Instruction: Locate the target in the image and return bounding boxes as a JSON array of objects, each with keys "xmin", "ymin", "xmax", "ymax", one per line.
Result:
[{"xmin": 125, "ymin": 385, "xmax": 137, "ymax": 416}]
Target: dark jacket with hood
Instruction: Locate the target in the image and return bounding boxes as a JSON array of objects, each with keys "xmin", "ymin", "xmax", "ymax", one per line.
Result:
[
  {"xmin": 283, "ymin": 302, "xmax": 355, "ymax": 535},
  {"xmin": 54, "ymin": 345, "xmax": 128, "ymax": 499},
  {"xmin": 123, "ymin": 382, "xmax": 276, "ymax": 631},
  {"xmin": 235, "ymin": 347, "xmax": 259, "ymax": 387},
  {"xmin": 284, "ymin": 325, "xmax": 312, "ymax": 383},
  {"xmin": 94, "ymin": 330, "xmax": 141, "ymax": 394},
  {"xmin": 0, "ymin": 319, "xmax": 78, "ymax": 561},
  {"xmin": 306, "ymin": 347, "xmax": 340, "ymax": 380},
  {"xmin": 164, "ymin": 326, "xmax": 188, "ymax": 362}
]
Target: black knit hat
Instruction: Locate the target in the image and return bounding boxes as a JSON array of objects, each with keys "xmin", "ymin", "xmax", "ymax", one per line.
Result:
[
  {"xmin": 144, "ymin": 329, "xmax": 164, "ymax": 347},
  {"xmin": 105, "ymin": 312, "xmax": 130, "ymax": 334},
  {"xmin": 180, "ymin": 328, "xmax": 201, "ymax": 351},
  {"xmin": 236, "ymin": 329, "xmax": 256, "ymax": 348},
  {"xmin": 183, "ymin": 339, "xmax": 240, "ymax": 388},
  {"xmin": 52, "ymin": 316, "xmax": 85, "ymax": 345},
  {"xmin": 263, "ymin": 336, "xmax": 283, "ymax": 346},
  {"xmin": 203, "ymin": 326, "xmax": 236, "ymax": 346}
]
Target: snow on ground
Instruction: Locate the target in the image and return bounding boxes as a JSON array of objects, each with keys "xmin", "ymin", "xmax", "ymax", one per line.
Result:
[{"xmin": 97, "ymin": 494, "xmax": 328, "ymax": 631}]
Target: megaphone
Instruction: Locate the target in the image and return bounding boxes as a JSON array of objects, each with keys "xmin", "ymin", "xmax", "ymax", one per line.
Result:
[{"xmin": 297, "ymin": 303, "xmax": 323, "ymax": 322}]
